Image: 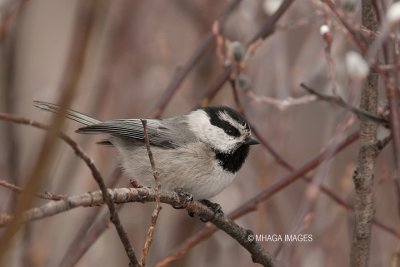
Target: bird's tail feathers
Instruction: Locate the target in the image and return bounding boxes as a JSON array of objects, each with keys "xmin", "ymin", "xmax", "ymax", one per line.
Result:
[{"xmin": 33, "ymin": 101, "xmax": 101, "ymax": 126}]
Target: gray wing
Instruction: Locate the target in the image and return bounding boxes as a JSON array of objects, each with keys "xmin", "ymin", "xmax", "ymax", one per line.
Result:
[
  {"xmin": 34, "ymin": 101, "xmax": 196, "ymax": 149},
  {"xmin": 77, "ymin": 117, "xmax": 195, "ymax": 149}
]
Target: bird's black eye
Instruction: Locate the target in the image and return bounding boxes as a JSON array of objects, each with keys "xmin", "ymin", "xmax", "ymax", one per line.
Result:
[{"xmin": 224, "ymin": 126, "xmax": 240, "ymax": 137}]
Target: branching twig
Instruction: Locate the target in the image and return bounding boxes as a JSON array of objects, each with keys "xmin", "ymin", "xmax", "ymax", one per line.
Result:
[
  {"xmin": 0, "ymin": 187, "xmax": 275, "ymax": 267},
  {"xmin": 198, "ymin": 0, "xmax": 295, "ymax": 106},
  {"xmin": 300, "ymin": 83, "xmax": 388, "ymax": 125},
  {"xmin": 140, "ymin": 119, "xmax": 162, "ymax": 267},
  {"xmin": 0, "ymin": 179, "xmax": 64, "ymax": 201}
]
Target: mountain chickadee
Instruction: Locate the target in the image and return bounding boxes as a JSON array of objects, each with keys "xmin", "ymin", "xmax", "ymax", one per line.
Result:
[{"xmin": 34, "ymin": 101, "xmax": 259, "ymax": 201}]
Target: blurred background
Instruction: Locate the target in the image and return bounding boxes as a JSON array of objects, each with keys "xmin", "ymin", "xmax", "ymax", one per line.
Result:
[{"xmin": 0, "ymin": 0, "xmax": 397, "ymax": 266}]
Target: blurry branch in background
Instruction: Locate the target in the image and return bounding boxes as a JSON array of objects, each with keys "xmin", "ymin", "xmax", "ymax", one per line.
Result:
[
  {"xmin": 300, "ymin": 83, "xmax": 389, "ymax": 126},
  {"xmin": 0, "ymin": 112, "xmax": 140, "ymax": 267},
  {"xmin": 324, "ymin": 0, "xmax": 369, "ymax": 54},
  {"xmin": 2, "ymin": 0, "xmax": 21, "ymax": 189},
  {"xmin": 60, "ymin": 205, "xmax": 124, "ymax": 267},
  {"xmin": 0, "ymin": 1, "xmax": 98, "ymax": 264},
  {"xmin": 0, "ymin": 0, "xmax": 29, "ymax": 42},
  {"xmin": 151, "ymin": 0, "xmax": 243, "ymax": 118},
  {"xmin": 247, "ymin": 0, "xmax": 295, "ymax": 45},
  {"xmin": 140, "ymin": 120, "xmax": 162, "ymax": 267},
  {"xmin": 381, "ymin": 4, "xmax": 400, "ymax": 218},
  {"xmin": 319, "ymin": 22, "xmax": 338, "ymax": 95},
  {"xmin": 59, "ymin": 167, "xmax": 122, "ymax": 267},
  {"xmin": 0, "ymin": 179, "xmax": 65, "ymax": 201},
  {"xmin": 245, "ymin": 90, "xmax": 317, "ymax": 111},
  {"xmin": 275, "ymin": 15, "xmax": 320, "ymax": 32},
  {"xmin": 0, "ymin": 187, "xmax": 276, "ymax": 267}
]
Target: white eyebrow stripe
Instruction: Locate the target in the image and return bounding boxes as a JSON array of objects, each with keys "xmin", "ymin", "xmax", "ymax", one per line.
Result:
[{"xmin": 218, "ymin": 111, "xmax": 248, "ymax": 133}]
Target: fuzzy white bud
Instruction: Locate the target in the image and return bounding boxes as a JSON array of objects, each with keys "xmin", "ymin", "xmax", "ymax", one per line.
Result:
[
  {"xmin": 235, "ymin": 74, "xmax": 251, "ymax": 92},
  {"xmin": 387, "ymin": 2, "xmax": 400, "ymax": 23},
  {"xmin": 229, "ymin": 41, "xmax": 246, "ymax": 62},
  {"xmin": 345, "ymin": 51, "xmax": 369, "ymax": 80},
  {"xmin": 263, "ymin": 0, "xmax": 282, "ymax": 15},
  {"xmin": 319, "ymin": 25, "xmax": 330, "ymax": 35}
]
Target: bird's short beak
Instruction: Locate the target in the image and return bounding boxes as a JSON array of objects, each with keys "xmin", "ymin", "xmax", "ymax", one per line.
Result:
[{"xmin": 244, "ymin": 137, "xmax": 260, "ymax": 145}]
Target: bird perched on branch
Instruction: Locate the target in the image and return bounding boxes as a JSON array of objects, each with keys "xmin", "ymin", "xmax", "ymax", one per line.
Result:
[{"xmin": 34, "ymin": 101, "xmax": 258, "ymax": 205}]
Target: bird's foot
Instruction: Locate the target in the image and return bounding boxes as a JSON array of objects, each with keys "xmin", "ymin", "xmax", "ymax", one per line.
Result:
[
  {"xmin": 198, "ymin": 199, "xmax": 224, "ymax": 222},
  {"xmin": 173, "ymin": 187, "xmax": 193, "ymax": 209}
]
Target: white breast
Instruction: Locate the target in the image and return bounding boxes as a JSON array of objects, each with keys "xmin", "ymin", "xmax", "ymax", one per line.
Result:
[{"xmin": 111, "ymin": 138, "xmax": 236, "ymax": 200}]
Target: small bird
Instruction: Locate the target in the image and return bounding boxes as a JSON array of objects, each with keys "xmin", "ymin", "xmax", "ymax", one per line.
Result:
[{"xmin": 34, "ymin": 101, "xmax": 259, "ymax": 201}]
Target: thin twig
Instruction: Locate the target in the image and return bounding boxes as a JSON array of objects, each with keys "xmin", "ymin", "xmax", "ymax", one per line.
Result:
[
  {"xmin": 140, "ymin": 119, "xmax": 162, "ymax": 267},
  {"xmin": 300, "ymin": 83, "xmax": 388, "ymax": 125},
  {"xmin": 320, "ymin": 21, "xmax": 338, "ymax": 95},
  {"xmin": 0, "ymin": 179, "xmax": 65, "ymax": 201},
  {"xmin": 247, "ymin": 0, "xmax": 296, "ymax": 45}
]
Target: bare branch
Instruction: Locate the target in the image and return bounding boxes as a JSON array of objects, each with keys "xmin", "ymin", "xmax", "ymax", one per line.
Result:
[
  {"xmin": 300, "ymin": 83, "xmax": 389, "ymax": 125},
  {"xmin": 0, "ymin": 187, "xmax": 275, "ymax": 267},
  {"xmin": 247, "ymin": 0, "xmax": 296, "ymax": 45},
  {"xmin": 0, "ymin": 179, "xmax": 65, "ymax": 201},
  {"xmin": 140, "ymin": 119, "xmax": 162, "ymax": 267}
]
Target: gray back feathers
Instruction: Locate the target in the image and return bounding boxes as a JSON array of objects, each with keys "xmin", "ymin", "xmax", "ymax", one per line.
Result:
[{"xmin": 34, "ymin": 101, "xmax": 197, "ymax": 149}]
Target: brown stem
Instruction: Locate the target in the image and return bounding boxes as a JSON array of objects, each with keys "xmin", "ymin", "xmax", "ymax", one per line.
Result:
[
  {"xmin": 140, "ymin": 120, "xmax": 162, "ymax": 267},
  {"xmin": 350, "ymin": 0, "xmax": 379, "ymax": 266}
]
